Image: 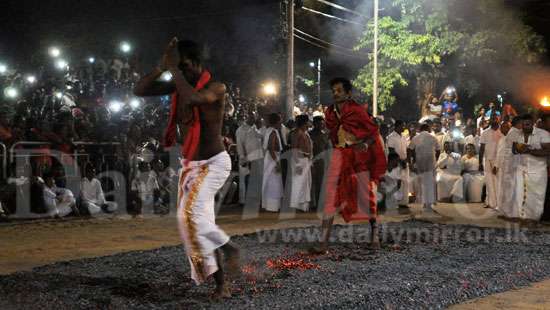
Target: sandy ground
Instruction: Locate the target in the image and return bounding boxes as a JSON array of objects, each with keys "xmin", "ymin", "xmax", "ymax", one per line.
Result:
[{"xmin": 1, "ymin": 203, "xmax": 550, "ymax": 309}]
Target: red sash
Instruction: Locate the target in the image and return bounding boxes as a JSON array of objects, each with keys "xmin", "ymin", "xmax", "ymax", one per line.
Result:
[{"xmin": 163, "ymin": 70, "xmax": 211, "ymax": 163}]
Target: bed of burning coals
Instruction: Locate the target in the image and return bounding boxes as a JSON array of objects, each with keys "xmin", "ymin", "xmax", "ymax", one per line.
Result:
[{"xmin": 2, "ymin": 220, "xmax": 550, "ymax": 309}]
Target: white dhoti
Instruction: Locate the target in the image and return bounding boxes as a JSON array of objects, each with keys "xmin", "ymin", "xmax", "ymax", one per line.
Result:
[
  {"xmin": 398, "ymin": 167, "xmax": 410, "ymax": 205},
  {"xmin": 289, "ymin": 157, "xmax": 312, "ymax": 211},
  {"xmin": 463, "ymin": 172, "xmax": 485, "ymax": 203},
  {"xmin": 436, "ymin": 172, "xmax": 463, "ymax": 202},
  {"xmin": 238, "ymin": 165, "xmax": 249, "ymax": 204},
  {"xmin": 244, "ymin": 159, "xmax": 263, "ymax": 211},
  {"xmin": 518, "ymin": 171, "xmax": 547, "ymax": 221},
  {"xmin": 177, "ymin": 152, "xmax": 231, "ymax": 285},
  {"xmin": 484, "ymin": 160, "xmax": 498, "ymax": 208},
  {"xmin": 418, "ymin": 171, "xmax": 436, "ymax": 205},
  {"xmin": 496, "ymin": 167, "xmax": 520, "ymax": 218}
]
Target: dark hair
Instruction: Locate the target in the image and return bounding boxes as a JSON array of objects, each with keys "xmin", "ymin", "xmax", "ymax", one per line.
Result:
[
  {"xmin": 295, "ymin": 114, "xmax": 309, "ymax": 128},
  {"xmin": 394, "ymin": 120, "xmax": 405, "ymax": 128},
  {"xmin": 313, "ymin": 116, "xmax": 324, "ymax": 124},
  {"xmin": 420, "ymin": 123, "xmax": 431, "ymax": 131},
  {"xmin": 268, "ymin": 113, "xmax": 281, "ymax": 126},
  {"xmin": 177, "ymin": 40, "xmax": 202, "ymax": 65},
  {"xmin": 541, "ymin": 113, "xmax": 550, "ymax": 123},
  {"xmin": 511, "ymin": 116, "xmax": 522, "ymax": 126},
  {"xmin": 329, "ymin": 77, "xmax": 352, "ymax": 92},
  {"xmin": 521, "ymin": 114, "xmax": 533, "ymax": 121}
]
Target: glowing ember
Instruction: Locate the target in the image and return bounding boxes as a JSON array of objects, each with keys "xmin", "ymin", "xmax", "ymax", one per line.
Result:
[
  {"xmin": 266, "ymin": 254, "xmax": 320, "ymax": 271},
  {"xmin": 541, "ymin": 97, "xmax": 550, "ymax": 107}
]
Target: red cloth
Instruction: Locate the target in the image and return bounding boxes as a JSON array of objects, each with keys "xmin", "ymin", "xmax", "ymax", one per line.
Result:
[
  {"xmin": 163, "ymin": 70, "xmax": 211, "ymax": 163},
  {"xmin": 323, "ymin": 100, "xmax": 383, "ymax": 222}
]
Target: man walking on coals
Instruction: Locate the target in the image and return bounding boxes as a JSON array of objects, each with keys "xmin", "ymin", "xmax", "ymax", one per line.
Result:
[
  {"xmin": 312, "ymin": 78, "xmax": 387, "ymax": 253},
  {"xmin": 134, "ymin": 38, "xmax": 239, "ymax": 299}
]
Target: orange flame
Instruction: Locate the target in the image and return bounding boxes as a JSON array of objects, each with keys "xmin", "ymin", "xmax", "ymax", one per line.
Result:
[{"xmin": 541, "ymin": 97, "xmax": 550, "ymax": 107}]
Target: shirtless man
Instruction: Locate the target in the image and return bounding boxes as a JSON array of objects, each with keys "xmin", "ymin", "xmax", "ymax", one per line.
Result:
[{"xmin": 134, "ymin": 38, "xmax": 239, "ymax": 299}]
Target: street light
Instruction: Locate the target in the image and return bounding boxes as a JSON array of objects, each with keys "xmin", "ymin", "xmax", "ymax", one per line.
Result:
[
  {"xmin": 4, "ymin": 87, "xmax": 18, "ymax": 99},
  {"xmin": 310, "ymin": 58, "xmax": 321, "ymax": 105},
  {"xmin": 309, "ymin": 62, "xmax": 315, "ymax": 68},
  {"xmin": 49, "ymin": 47, "xmax": 61, "ymax": 58},
  {"xmin": 88, "ymin": 57, "xmax": 95, "ymax": 64},
  {"xmin": 0, "ymin": 63, "xmax": 7, "ymax": 74},
  {"xmin": 120, "ymin": 42, "xmax": 132, "ymax": 54},
  {"xmin": 299, "ymin": 94, "xmax": 306, "ymax": 103}
]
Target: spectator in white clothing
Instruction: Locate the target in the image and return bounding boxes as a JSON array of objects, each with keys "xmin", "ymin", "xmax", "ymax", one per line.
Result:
[
  {"xmin": 79, "ymin": 163, "xmax": 118, "ymax": 215},
  {"xmin": 43, "ymin": 171, "xmax": 77, "ymax": 218}
]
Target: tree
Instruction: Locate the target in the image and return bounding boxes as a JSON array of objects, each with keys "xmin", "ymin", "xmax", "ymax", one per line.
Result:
[{"xmin": 353, "ymin": 0, "xmax": 546, "ymax": 113}]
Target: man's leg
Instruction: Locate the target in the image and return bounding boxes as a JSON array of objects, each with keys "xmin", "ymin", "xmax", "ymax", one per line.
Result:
[{"xmin": 211, "ymin": 249, "xmax": 231, "ymax": 299}]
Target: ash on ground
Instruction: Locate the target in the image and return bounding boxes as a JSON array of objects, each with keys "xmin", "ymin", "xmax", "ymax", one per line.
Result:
[{"xmin": 2, "ymin": 220, "xmax": 550, "ymax": 309}]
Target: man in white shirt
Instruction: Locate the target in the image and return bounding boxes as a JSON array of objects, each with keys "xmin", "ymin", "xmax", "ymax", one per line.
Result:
[
  {"xmin": 130, "ymin": 161, "xmax": 161, "ymax": 217},
  {"xmin": 80, "ymin": 164, "xmax": 118, "ymax": 215},
  {"xmin": 235, "ymin": 117, "xmax": 253, "ymax": 204},
  {"xmin": 513, "ymin": 114, "xmax": 550, "ymax": 221},
  {"xmin": 243, "ymin": 117, "xmax": 265, "ymax": 213},
  {"xmin": 43, "ymin": 172, "xmax": 77, "ymax": 218},
  {"xmin": 494, "ymin": 117, "xmax": 522, "ymax": 218},
  {"xmin": 479, "ymin": 120, "xmax": 503, "ymax": 209},
  {"xmin": 386, "ymin": 120, "xmax": 409, "ymax": 207},
  {"xmin": 408, "ymin": 123, "xmax": 441, "ymax": 211}
]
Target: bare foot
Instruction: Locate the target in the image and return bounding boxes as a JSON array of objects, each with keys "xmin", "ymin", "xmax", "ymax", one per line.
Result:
[
  {"xmin": 210, "ymin": 284, "xmax": 231, "ymax": 301},
  {"xmin": 225, "ymin": 248, "xmax": 241, "ymax": 279}
]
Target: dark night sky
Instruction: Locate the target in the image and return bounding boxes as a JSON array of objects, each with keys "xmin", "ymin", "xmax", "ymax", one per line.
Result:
[{"xmin": 1, "ymin": 0, "xmax": 550, "ymax": 104}]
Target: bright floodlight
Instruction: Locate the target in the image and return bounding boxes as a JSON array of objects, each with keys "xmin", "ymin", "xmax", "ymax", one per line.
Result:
[
  {"xmin": 541, "ymin": 97, "xmax": 550, "ymax": 108},
  {"xmin": 299, "ymin": 94, "xmax": 306, "ymax": 103},
  {"xmin": 130, "ymin": 98, "xmax": 141, "ymax": 109},
  {"xmin": 0, "ymin": 64, "xmax": 7, "ymax": 74},
  {"xmin": 262, "ymin": 82, "xmax": 277, "ymax": 96},
  {"xmin": 55, "ymin": 92, "xmax": 63, "ymax": 99},
  {"xmin": 26, "ymin": 75, "xmax": 36, "ymax": 84},
  {"xmin": 309, "ymin": 62, "xmax": 316, "ymax": 68},
  {"xmin": 160, "ymin": 71, "xmax": 173, "ymax": 82},
  {"xmin": 66, "ymin": 85, "xmax": 73, "ymax": 90},
  {"xmin": 109, "ymin": 100, "xmax": 122, "ymax": 113},
  {"xmin": 55, "ymin": 59, "xmax": 68, "ymax": 70},
  {"xmin": 4, "ymin": 87, "xmax": 18, "ymax": 99},
  {"xmin": 49, "ymin": 47, "xmax": 61, "ymax": 58},
  {"xmin": 120, "ymin": 42, "xmax": 132, "ymax": 53},
  {"xmin": 88, "ymin": 57, "xmax": 95, "ymax": 64}
]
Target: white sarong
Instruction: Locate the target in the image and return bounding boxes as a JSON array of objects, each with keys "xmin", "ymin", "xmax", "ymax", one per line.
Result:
[
  {"xmin": 177, "ymin": 151, "xmax": 231, "ymax": 285},
  {"xmin": 262, "ymin": 128, "xmax": 284, "ymax": 212},
  {"xmin": 289, "ymin": 156, "xmax": 312, "ymax": 211}
]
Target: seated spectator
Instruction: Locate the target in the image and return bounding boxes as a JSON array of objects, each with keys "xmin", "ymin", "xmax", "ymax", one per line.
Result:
[
  {"xmin": 378, "ymin": 153, "xmax": 403, "ymax": 210},
  {"xmin": 79, "ymin": 163, "xmax": 118, "ymax": 215},
  {"xmin": 436, "ymin": 142, "xmax": 464, "ymax": 202},
  {"xmin": 130, "ymin": 161, "xmax": 162, "ymax": 217},
  {"xmin": 43, "ymin": 171, "xmax": 77, "ymax": 218},
  {"xmin": 461, "ymin": 143, "xmax": 485, "ymax": 203}
]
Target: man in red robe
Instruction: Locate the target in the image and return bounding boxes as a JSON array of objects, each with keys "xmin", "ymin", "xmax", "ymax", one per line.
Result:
[{"xmin": 312, "ymin": 78, "xmax": 387, "ymax": 253}]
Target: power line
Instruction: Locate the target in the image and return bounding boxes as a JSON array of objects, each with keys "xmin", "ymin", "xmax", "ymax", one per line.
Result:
[
  {"xmin": 302, "ymin": 6, "xmax": 366, "ymax": 26},
  {"xmin": 294, "ymin": 34, "xmax": 368, "ymax": 60},
  {"xmin": 294, "ymin": 28, "xmax": 358, "ymax": 52},
  {"xmin": 313, "ymin": 0, "xmax": 369, "ymax": 19}
]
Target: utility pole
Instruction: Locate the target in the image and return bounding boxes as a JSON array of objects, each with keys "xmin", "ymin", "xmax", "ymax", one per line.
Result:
[
  {"xmin": 373, "ymin": 0, "xmax": 379, "ymax": 117},
  {"xmin": 286, "ymin": 0, "xmax": 295, "ymax": 120},
  {"xmin": 317, "ymin": 58, "xmax": 321, "ymax": 105}
]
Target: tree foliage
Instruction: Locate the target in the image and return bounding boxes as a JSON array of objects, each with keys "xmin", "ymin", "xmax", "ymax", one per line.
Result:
[{"xmin": 353, "ymin": 0, "xmax": 546, "ymax": 112}]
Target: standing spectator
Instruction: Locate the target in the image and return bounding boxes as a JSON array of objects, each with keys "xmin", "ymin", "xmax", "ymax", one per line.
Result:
[
  {"xmin": 289, "ymin": 115, "xmax": 312, "ymax": 212},
  {"xmin": 262, "ymin": 113, "xmax": 284, "ymax": 212},
  {"xmin": 130, "ymin": 161, "xmax": 161, "ymax": 217},
  {"xmin": 309, "ymin": 116, "xmax": 330, "ymax": 209},
  {"xmin": 243, "ymin": 117, "xmax": 265, "ymax": 212},
  {"xmin": 513, "ymin": 114, "xmax": 550, "ymax": 222},
  {"xmin": 408, "ymin": 123, "xmax": 441, "ymax": 212},
  {"xmin": 479, "ymin": 120, "xmax": 503, "ymax": 209},
  {"xmin": 386, "ymin": 120, "xmax": 409, "ymax": 208},
  {"xmin": 235, "ymin": 116, "xmax": 252, "ymax": 204}
]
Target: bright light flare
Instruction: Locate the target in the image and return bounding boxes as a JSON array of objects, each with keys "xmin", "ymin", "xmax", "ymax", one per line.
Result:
[
  {"xmin": 120, "ymin": 42, "xmax": 132, "ymax": 53},
  {"xmin": 26, "ymin": 75, "xmax": 36, "ymax": 84},
  {"xmin": 4, "ymin": 87, "xmax": 18, "ymax": 99},
  {"xmin": 88, "ymin": 57, "xmax": 95, "ymax": 64},
  {"xmin": 55, "ymin": 92, "xmax": 63, "ymax": 99},
  {"xmin": 160, "ymin": 71, "xmax": 173, "ymax": 82},
  {"xmin": 541, "ymin": 97, "xmax": 550, "ymax": 108},
  {"xmin": 298, "ymin": 94, "xmax": 306, "ymax": 103},
  {"xmin": 262, "ymin": 82, "xmax": 277, "ymax": 96},
  {"xmin": 309, "ymin": 62, "xmax": 315, "ymax": 68},
  {"xmin": 130, "ymin": 98, "xmax": 141, "ymax": 109},
  {"xmin": 109, "ymin": 100, "xmax": 123, "ymax": 113},
  {"xmin": 49, "ymin": 47, "xmax": 61, "ymax": 58},
  {"xmin": 0, "ymin": 64, "xmax": 7, "ymax": 74},
  {"xmin": 55, "ymin": 59, "xmax": 68, "ymax": 70}
]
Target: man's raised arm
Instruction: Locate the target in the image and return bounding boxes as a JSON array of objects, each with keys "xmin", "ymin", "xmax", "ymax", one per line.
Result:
[{"xmin": 133, "ymin": 68, "xmax": 175, "ymax": 97}]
